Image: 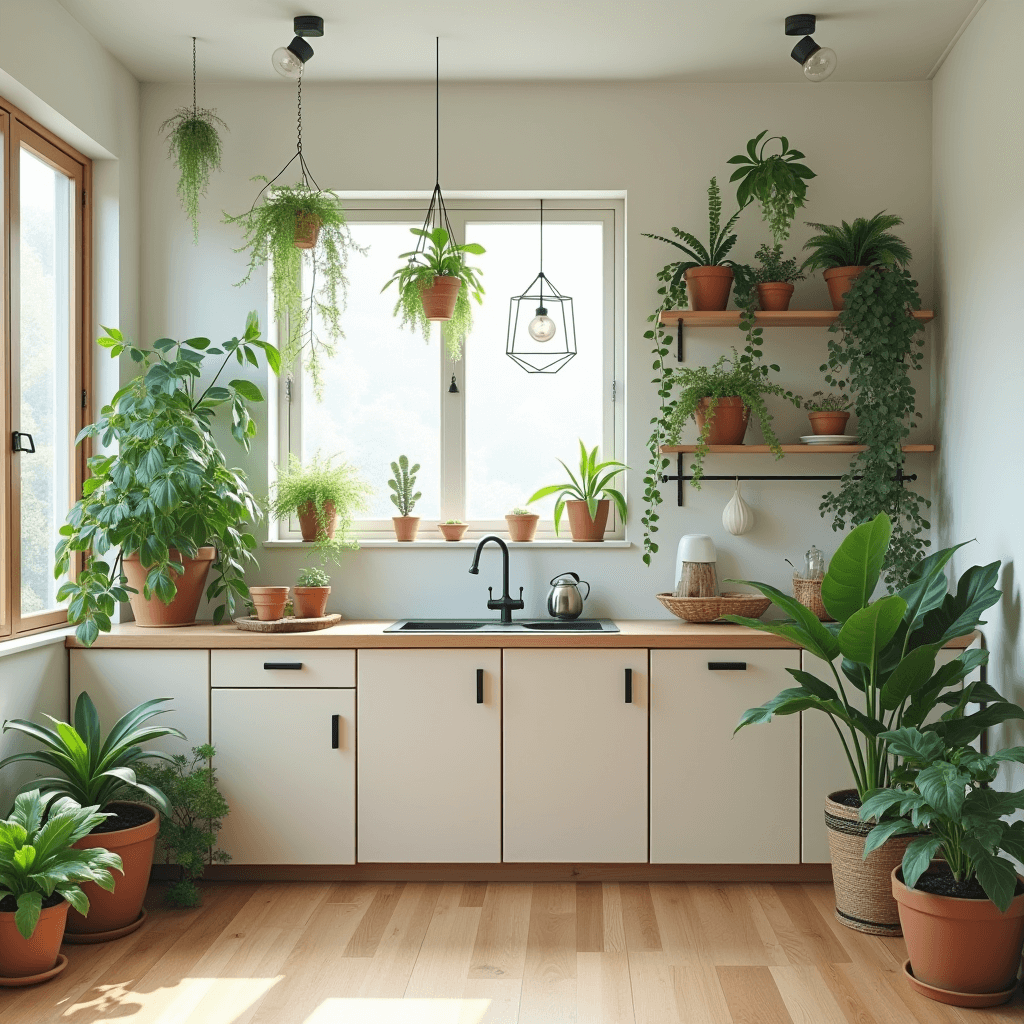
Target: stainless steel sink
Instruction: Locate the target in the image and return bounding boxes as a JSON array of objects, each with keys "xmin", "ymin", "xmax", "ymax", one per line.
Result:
[{"xmin": 385, "ymin": 618, "xmax": 619, "ymax": 633}]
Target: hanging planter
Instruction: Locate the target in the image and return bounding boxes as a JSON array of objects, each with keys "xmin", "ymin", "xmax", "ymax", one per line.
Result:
[{"xmin": 294, "ymin": 211, "xmax": 322, "ymax": 249}]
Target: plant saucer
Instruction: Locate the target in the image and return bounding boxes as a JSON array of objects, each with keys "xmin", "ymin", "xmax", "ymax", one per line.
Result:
[
  {"xmin": 0, "ymin": 953, "xmax": 68, "ymax": 987},
  {"xmin": 62, "ymin": 908, "xmax": 146, "ymax": 944},
  {"xmin": 901, "ymin": 960, "xmax": 1020, "ymax": 1008},
  {"xmin": 799, "ymin": 434, "xmax": 859, "ymax": 444}
]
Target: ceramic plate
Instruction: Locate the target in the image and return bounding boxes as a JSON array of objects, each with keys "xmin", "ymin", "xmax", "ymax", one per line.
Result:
[{"xmin": 799, "ymin": 435, "xmax": 859, "ymax": 444}]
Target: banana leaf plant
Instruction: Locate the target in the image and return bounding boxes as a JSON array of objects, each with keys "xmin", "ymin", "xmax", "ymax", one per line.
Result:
[{"xmin": 726, "ymin": 512, "xmax": 1021, "ymax": 801}]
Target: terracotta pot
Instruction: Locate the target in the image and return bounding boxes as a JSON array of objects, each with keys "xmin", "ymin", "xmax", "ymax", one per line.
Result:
[
  {"xmin": 756, "ymin": 282, "xmax": 795, "ymax": 311},
  {"xmin": 420, "ymin": 276, "xmax": 461, "ymax": 321},
  {"xmin": 294, "ymin": 211, "xmax": 321, "ymax": 250},
  {"xmin": 694, "ymin": 397, "xmax": 750, "ymax": 445},
  {"xmin": 66, "ymin": 802, "xmax": 158, "ymax": 938},
  {"xmin": 293, "ymin": 586, "xmax": 331, "ymax": 619},
  {"xmin": 0, "ymin": 899, "xmax": 68, "ymax": 978},
  {"xmin": 393, "ymin": 516, "xmax": 420, "ymax": 542},
  {"xmin": 684, "ymin": 266, "xmax": 734, "ymax": 311},
  {"xmin": 296, "ymin": 500, "xmax": 337, "ymax": 542},
  {"xmin": 893, "ymin": 863, "xmax": 1024, "ymax": 1003},
  {"xmin": 564, "ymin": 499, "xmax": 609, "ymax": 542},
  {"xmin": 438, "ymin": 523, "xmax": 468, "ymax": 542},
  {"xmin": 122, "ymin": 547, "xmax": 216, "ymax": 627},
  {"xmin": 808, "ymin": 411, "xmax": 852, "ymax": 436},
  {"xmin": 506, "ymin": 514, "xmax": 540, "ymax": 542},
  {"xmin": 248, "ymin": 586, "xmax": 289, "ymax": 621},
  {"xmin": 823, "ymin": 265, "xmax": 866, "ymax": 310}
]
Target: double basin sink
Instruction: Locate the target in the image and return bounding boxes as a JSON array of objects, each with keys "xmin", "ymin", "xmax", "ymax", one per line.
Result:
[{"xmin": 385, "ymin": 618, "xmax": 620, "ymax": 633}]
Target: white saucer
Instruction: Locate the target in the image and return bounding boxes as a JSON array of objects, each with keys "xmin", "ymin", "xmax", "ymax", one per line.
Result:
[{"xmin": 799, "ymin": 435, "xmax": 859, "ymax": 445}]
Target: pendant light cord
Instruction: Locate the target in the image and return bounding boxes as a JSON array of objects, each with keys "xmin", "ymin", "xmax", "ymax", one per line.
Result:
[
  {"xmin": 297, "ymin": 72, "xmax": 303, "ymax": 155},
  {"xmin": 435, "ymin": 36, "xmax": 440, "ymax": 189},
  {"xmin": 192, "ymin": 36, "xmax": 197, "ymax": 117},
  {"xmin": 539, "ymin": 199, "xmax": 544, "ymax": 303}
]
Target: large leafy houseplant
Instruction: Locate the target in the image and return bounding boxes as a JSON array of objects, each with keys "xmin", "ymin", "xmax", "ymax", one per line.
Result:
[
  {"xmin": 801, "ymin": 211, "xmax": 912, "ymax": 272},
  {"xmin": 54, "ymin": 314, "xmax": 277, "ymax": 646}
]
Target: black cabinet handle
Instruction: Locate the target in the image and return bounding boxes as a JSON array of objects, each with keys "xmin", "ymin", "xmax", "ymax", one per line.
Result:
[
  {"xmin": 476, "ymin": 669, "xmax": 484, "ymax": 704},
  {"xmin": 263, "ymin": 662, "xmax": 302, "ymax": 670},
  {"xmin": 12, "ymin": 431, "xmax": 35, "ymax": 453},
  {"xmin": 331, "ymin": 714, "xmax": 340, "ymax": 749},
  {"xmin": 625, "ymin": 668, "xmax": 633, "ymax": 704},
  {"xmin": 708, "ymin": 661, "xmax": 747, "ymax": 671}
]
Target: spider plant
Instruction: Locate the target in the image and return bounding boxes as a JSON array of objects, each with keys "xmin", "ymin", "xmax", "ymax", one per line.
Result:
[
  {"xmin": 160, "ymin": 106, "xmax": 227, "ymax": 243},
  {"xmin": 801, "ymin": 211, "xmax": 913, "ymax": 272}
]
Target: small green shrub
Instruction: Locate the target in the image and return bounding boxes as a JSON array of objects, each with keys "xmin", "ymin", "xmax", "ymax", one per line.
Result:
[
  {"xmin": 803, "ymin": 390, "xmax": 851, "ymax": 412},
  {"xmin": 753, "ymin": 243, "xmax": 805, "ymax": 285},
  {"xmin": 297, "ymin": 566, "xmax": 331, "ymax": 588}
]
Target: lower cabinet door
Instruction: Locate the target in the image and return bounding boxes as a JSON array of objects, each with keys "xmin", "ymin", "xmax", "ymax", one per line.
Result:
[
  {"xmin": 650, "ymin": 649, "xmax": 800, "ymax": 864},
  {"xmin": 357, "ymin": 649, "xmax": 501, "ymax": 863},
  {"xmin": 212, "ymin": 688, "xmax": 355, "ymax": 865}
]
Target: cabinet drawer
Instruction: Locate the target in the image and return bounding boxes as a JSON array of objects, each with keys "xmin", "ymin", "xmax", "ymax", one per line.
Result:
[{"xmin": 211, "ymin": 649, "xmax": 355, "ymax": 688}]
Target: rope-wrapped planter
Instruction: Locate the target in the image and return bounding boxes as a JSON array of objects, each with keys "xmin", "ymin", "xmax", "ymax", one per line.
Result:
[{"xmin": 793, "ymin": 576, "xmax": 833, "ymax": 622}]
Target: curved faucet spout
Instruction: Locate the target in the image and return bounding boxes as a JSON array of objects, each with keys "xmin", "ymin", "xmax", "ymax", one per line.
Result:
[{"xmin": 468, "ymin": 535, "xmax": 523, "ymax": 624}]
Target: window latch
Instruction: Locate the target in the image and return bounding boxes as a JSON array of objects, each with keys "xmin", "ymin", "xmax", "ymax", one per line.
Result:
[{"xmin": 12, "ymin": 432, "xmax": 35, "ymax": 453}]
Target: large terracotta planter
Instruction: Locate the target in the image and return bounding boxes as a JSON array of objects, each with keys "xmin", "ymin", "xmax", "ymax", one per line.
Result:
[
  {"xmin": 393, "ymin": 516, "xmax": 420, "ymax": 542},
  {"xmin": 894, "ymin": 863, "xmax": 1024, "ymax": 1005},
  {"xmin": 506, "ymin": 514, "xmax": 540, "ymax": 542},
  {"xmin": 122, "ymin": 547, "xmax": 216, "ymax": 627},
  {"xmin": 808, "ymin": 411, "xmax": 852, "ymax": 436},
  {"xmin": 420, "ymin": 276, "xmax": 461, "ymax": 321},
  {"xmin": 438, "ymin": 523, "xmax": 468, "ymax": 542},
  {"xmin": 694, "ymin": 397, "xmax": 749, "ymax": 445},
  {"xmin": 296, "ymin": 500, "xmax": 336, "ymax": 542},
  {"xmin": 684, "ymin": 266, "xmax": 733, "ymax": 311},
  {"xmin": 249, "ymin": 586, "xmax": 289, "ymax": 621},
  {"xmin": 294, "ymin": 211, "xmax": 321, "ymax": 250},
  {"xmin": 756, "ymin": 282, "xmax": 795, "ymax": 311},
  {"xmin": 823, "ymin": 265, "xmax": 866, "ymax": 310},
  {"xmin": 66, "ymin": 802, "xmax": 157, "ymax": 940},
  {"xmin": 564, "ymin": 499, "xmax": 609, "ymax": 542},
  {"xmin": 0, "ymin": 899, "xmax": 68, "ymax": 978},
  {"xmin": 293, "ymin": 586, "xmax": 330, "ymax": 619}
]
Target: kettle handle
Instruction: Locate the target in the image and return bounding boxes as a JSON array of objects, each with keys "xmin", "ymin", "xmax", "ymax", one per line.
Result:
[{"xmin": 549, "ymin": 572, "xmax": 590, "ymax": 601}]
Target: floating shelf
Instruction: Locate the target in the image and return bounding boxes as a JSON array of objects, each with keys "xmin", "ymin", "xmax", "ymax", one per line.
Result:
[
  {"xmin": 660, "ymin": 444, "xmax": 936, "ymax": 454},
  {"xmin": 659, "ymin": 309, "xmax": 935, "ymax": 328}
]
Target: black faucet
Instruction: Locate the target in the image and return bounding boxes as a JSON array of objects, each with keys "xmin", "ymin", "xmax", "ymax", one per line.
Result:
[{"xmin": 469, "ymin": 535, "xmax": 524, "ymax": 624}]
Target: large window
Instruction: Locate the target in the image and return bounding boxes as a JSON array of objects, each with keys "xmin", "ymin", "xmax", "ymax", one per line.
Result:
[
  {"xmin": 277, "ymin": 198, "xmax": 623, "ymax": 540},
  {"xmin": 0, "ymin": 96, "xmax": 91, "ymax": 638}
]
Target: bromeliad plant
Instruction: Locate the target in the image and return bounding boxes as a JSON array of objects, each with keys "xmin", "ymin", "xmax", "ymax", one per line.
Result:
[
  {"xmin": 0, "ymin": 791, "xmax": 122, "ymax": 939},
  {"xmin": 54, "ymin": 314, "xmax": 277, "ymax": 645},
  {"xmin": 527, "ymin": 441, "xmax": 628, "ymax": 536},
  {"xmin": 801, "ymin": 211, "xmax": 913, "ymax": 273},
  {"xmin": 388, "ymin": 456, "xmax": 421, "ymax": 518}
]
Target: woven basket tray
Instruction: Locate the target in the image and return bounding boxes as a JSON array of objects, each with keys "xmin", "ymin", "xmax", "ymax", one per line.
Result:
[
  {"xmin": 656, "ymin": 592, "xmax": 771, "ymax": 624},
  {"xmin": 234, "ymin": 614, "xmax": 342, "ymax": 633}
]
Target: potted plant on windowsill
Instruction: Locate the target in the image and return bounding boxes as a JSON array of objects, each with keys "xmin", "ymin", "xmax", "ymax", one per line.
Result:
[
  {"xmin": 293, "ymin": 566, "xmax": 331, "ymax": 618},
  {"xmin": 439, "ymin": 519, "xmax": 468, "ymax": 542},
  {"xmin": 527, "ymin": 441, "xmax": 627, "ymax": 542},
  {"xmin": 753, "ymin": 243, "xmax": 805, "ymax": 312},
  {"xmin": 803, "ymin": 390, "xmax": 852, "ymax": 435},
  {"xmin": 506, "ymin": 507, "xmax": 540, "ymax": 543},
  {"xmin": 389, "ymin": 455, "xmax": 422, "ymax": 541},
  {"xmin": 1, "ymin": 693, "xmax": 185, "ymax": 942}
]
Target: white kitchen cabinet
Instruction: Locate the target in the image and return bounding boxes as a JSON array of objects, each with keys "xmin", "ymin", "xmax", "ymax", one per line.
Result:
[
  {"xmin": 650, "ymin": 649, "xmax": 801, "ymax": 864},
  {"xmin": 211, "ymin": 649, "xmax": 355, "ymax": 688},
  {"xmin": 357, "ymin": 649, "xmax": 501, "ymax": 863},
  {"xmin": 503, "ymin": 648, "xmax": 648, "ymax": 863},
  {"xmin": 212, "ymin": 687, "xmax": 355, "ymax": 864}
]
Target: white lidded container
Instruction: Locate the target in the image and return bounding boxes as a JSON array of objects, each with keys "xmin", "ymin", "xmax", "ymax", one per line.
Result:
[{"xmin": 674, "ymin": 534, "xmax": 719, "ymax": 598}]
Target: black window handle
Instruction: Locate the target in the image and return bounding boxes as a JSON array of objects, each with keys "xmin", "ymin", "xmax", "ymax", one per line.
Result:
[
  {"xmin": 625, "ymin": 668, "xmax": 633, "ymax": 704},
  {"xmin": 264, "ymin": 662, "xmax": 302, "ymax": 670},
  {"xmin": 476, "ymin": 669, "xmax": 484, "ymax": 704},
  {"xmin": 708, "ymin": 661, "xmax": 747, "ymax": 671},
  {"xmin": 12, "ymin": 432, "xmax": 35, "ymax": 453},
  {"xmin": 331, "ymin": 714, "xmax": 339, "ymax": 749}
]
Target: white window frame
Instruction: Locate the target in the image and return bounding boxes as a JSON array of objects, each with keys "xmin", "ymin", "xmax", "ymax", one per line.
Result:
[{"xmin": 272, "ymin": 194, "xmax": 625, "ymax": 543}]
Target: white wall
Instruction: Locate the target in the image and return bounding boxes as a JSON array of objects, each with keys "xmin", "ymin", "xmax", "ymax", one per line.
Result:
[{"xmin": 139, "ymin": 79, "xmax": 934, "ymax": 621}]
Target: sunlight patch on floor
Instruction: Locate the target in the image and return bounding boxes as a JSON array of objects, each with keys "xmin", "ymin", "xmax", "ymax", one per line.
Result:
[
  {"xmin": 304, "ymin": 998, "xmax": 492, "ymax": 1024},
  {"xmin": 153, "ymin": 975, "xmax": 281, "ymax": 1023}
]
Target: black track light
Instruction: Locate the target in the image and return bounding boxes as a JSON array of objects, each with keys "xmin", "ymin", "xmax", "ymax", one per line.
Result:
[
  {"xmin": 272, "ymin": 15, "xmax": 324, "ymax": 79},
  {"xmin": 785, "ymin": 14, "xmax": 837, "ymax": 82}
]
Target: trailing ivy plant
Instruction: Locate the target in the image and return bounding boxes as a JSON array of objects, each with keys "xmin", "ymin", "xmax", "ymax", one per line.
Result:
[
  {"xmin": 818, "ymin": 266, "xmax": 929, "ymax": 589},
  {"xmin": 160, "ymin": 107, "xmax": 227, "ymax": 243}
]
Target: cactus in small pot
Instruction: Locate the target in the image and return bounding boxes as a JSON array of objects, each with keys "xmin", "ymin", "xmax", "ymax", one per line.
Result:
[
  {"xmin": 506, "ymin": 507, "xmax": 540, "ymax": 543},
  {"xmin": 438, "ymin": 519, "xmax": 468, "ymax": 542},
  {"xmin": 389, "ymin": 456, "xmax": 422, "ymax": 541}
]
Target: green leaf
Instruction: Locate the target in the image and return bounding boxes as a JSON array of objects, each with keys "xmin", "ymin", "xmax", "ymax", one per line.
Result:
[
  {"xmin": 229, "ymin": 379, "xmax": 264, "ymax": 402},
  {"xmin": 901, "ymin": 836, "xmax": 944, "ymax": 891},
  {"xmin": 14, "ymin": 891, "xmax": 42, "ymax": 939},
  {"xmin": 970, "ymin": 851, "xmax": 1020, "ymax": 912},
  {"xmin": 837, "ymin": 595, "xmax": 907, "ymax": 665},
  {"xmin": 916, "ymin": 762, "xmax": 970, "ymax": 819},
  {"xmin": 863, "ymin": 817, "xmax": 916, "ymax": 857},
  {"xmin": 879, "ymin": 643, "xmax": 943, "ymax": 711},
  {"xmin": 821, "ymin": 513, "xmax": 892, "ymax": 622},
  {"xmin": 913, "ymin": 561, "xmax": 1001, "ymax": 647},
  {"xmin": 879, "ymin": 727, "xmax": 944, "ymax": 764}
]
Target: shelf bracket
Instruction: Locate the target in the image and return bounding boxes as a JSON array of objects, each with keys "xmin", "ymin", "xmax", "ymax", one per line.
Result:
[{"xmin": 676, "ymin": 319, "xmax": 683, "ymax": 362}]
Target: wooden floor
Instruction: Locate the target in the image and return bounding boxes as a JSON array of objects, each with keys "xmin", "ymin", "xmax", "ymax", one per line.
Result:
[{"xmin": 2, "ymin": 880, "xmax": 1021, "ymax": 1023}]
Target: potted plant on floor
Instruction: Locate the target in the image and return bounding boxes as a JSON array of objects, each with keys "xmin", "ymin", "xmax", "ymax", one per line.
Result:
[
  {"xmin": 293, "ymin": 566, "xmax": 331, "ymax": 618},
  {"xmin": 1, "ymin": 692, "xmax": 185, "ymax": 941},
  {"xmin": 54, "ymin": 315, "xmax": 276, "ymax": 645},
  {"xmin": 858, "ymin": 728, "xmax": 1024, "ymax": 1007},
  {"xmin": 527, "ymin": 441, "xmax": 627, "ymax": 542},
  {"xmin": 389, "ymin": 456, "xmax": 422, "ymax": 541},
  {"xmin": 382, "ymin": 226, "xmax": 485, "ymax": 360},
  {"xmin": 0, "ymin": 792, "xmax": 122, "ymax": 983},
  {"xmin": 725, "ymin": 512, "xmax": 1021, "ymax": 936},
  {"xmin": 438, "ymin": 519, "xmax": 468, "ymax": 542},
  {"xmin": 803, "ymin": 390, "xmax": 852, "ymax": 435},
  {"xmin": 753, "ymin": 243, "xmax": 805, "ymax": 311},
  {"xmin": 506, "ymin": 507, "xmax": 540, "ymax": 543},
  {"xmin": 642, "ymin": 177, "xmax": 754, "ymax": 311},
  {"xmin": 801, "ymin": 211, "xmax": 912, "ymax": 310}
]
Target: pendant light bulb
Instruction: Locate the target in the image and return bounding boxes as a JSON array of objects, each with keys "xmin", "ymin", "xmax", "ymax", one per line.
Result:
[
  {"xmin": 528, "ymin": 308, "xmax": 557, "ymax": 343},
  {"xmin": 801, "ymin": 45, "xmax": 837, "ymax": 81},
  {"xmin": 272, "ymin": 34, "xmax": 314, "ymax": 79}
]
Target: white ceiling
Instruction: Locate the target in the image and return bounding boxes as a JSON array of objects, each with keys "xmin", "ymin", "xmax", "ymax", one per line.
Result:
[{"xmin": 57, "ymin": 0, "xmax": 979, "ymax": 84}]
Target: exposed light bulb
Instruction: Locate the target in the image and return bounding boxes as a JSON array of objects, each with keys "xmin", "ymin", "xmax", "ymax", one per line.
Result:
[
  {"xmin": 272, "ymin": 46, "xmax": 304, "ymax": 78},
  {"xmin": 528, "ymin": 309, "xmax": 557, "ymax": 343},
  {"xmin": 802, "ymin": 46, "xmax": 837, "ymax": 82}
]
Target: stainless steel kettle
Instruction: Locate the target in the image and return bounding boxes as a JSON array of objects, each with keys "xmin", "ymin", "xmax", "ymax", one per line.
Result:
[{"xmin": 546, "ymin": 572, "xmax": 591, "ymax": 620}]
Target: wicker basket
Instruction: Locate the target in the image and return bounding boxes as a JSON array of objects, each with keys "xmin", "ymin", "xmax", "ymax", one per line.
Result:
[
  {"xmin": 656, "ymin": 592, "xmax": 771, "ymax": 624},
  {"xmin": 793, "ymin": 575, "xmax": 834, "ymax": 622}
]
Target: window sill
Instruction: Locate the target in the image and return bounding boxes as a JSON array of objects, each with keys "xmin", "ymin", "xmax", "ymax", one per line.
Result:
[
  {"xmin": 263, "ymin": 539, "xmax": 633, "ymax": 550},
  {"xmin": 0, "ymin": 627, "xmax": 75, "ymax": 659}
]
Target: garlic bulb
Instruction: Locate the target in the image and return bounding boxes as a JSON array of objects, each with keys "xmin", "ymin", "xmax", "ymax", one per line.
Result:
[{"xmin": 722, "ymin": 480, "xmax": 754, "ymax": 536}]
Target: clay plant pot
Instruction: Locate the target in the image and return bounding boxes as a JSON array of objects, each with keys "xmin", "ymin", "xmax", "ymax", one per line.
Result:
[
  {"xmin": 893, "ymin": 862, "xmax": 1024, "ymax": 1005},
  {"xmin": 756, "ymin": 282, "xmax": 795, "ymax": 312},
  {"xmin": 294, "ymin": 211, "xmax": 321, "ymax": 250},
  {"xmin": 0, "ymin": 899, "xmax": 68, "ymax": 979},
  {"xmin": 694, "ymin": 397, "xmax": 750, "ymax": 446},
  {"xmin": 393, "ymin": 516, "xmax": 420, "ymax": 542},
  {"xmin": 420, "ymin": 276, "xmax": 462, "ymax": 321},
  {"xmin": 66, "ymin": 801, "xmax": 158, "ymax": 940},
  {"xmin": 248, "ymin": 586, "xmax": 289, "ymax": 622},
  {"xmin": 506, "ymin": 514, "xmax": 540, "ymax": 543},
  {"xmin": 808, "ymin": 411, "xmax": 852, "ymax": 436},
  {"xmin": 823, "ymin": 265, "xmax": 866, "ymax": 310},
  {"xmin": 684, "ymin": 266, "xmax": 734, "ymax": 311},
  {"xmin": 122, "ymin": 547, "xmax": 216, "ymax": 627},
  {"xmin": 293, "ymin": 586, "xmax": 331, "ymax": 619},
  {"xmin": 564, "ymin": 499, "xmax": 609, "ymax": 542},
  {"xmin": 825, "ymin": 789, "xmax": 925, "ymax": 935},
  {"xmin": 296, "ymin": 500, "xmax": 337, "ymax": 542},
  {"xmin": 438, "ymin": 523, "xmax": 468, "ymax": 542}
]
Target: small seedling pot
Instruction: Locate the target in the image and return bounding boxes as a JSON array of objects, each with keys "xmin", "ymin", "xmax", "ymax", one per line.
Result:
[
  {"xmin": 506, "ymin": 514, "xmax": 540, "ymax": 542},
  {"xmin": 249, "ymin": 586, "xmax": 290, "ymax": 621},
  {"xmin": 438, "ymin": 523, "xmax": 468, "ymax": 542},
  {"xmin": 294, "ymin": 586, "xmax": 331, "ymax": 618}
]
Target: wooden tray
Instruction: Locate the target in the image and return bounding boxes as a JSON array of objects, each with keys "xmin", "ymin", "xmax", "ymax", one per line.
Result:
[
  {"xmin": 234, "ymin": 614, "xmax": 342, "ymax": 633},
  {"xmin": 656, "ymin": 592, "xmax": 771, "ymax": 625}
]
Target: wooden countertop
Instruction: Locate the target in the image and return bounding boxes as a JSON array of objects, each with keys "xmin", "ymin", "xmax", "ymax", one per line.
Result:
[{"xmin": 65, "ymin": 621, "xmax": 979, "ymax": 651}]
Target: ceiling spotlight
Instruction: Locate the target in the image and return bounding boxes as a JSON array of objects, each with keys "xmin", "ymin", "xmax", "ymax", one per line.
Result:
[
  {"xmin": 785, "ymin": 13, "xmax": 837, "ymax": 82},
  {"xmin": 272, "ymin": 15, "xmax": 324, "ymax": 79}
]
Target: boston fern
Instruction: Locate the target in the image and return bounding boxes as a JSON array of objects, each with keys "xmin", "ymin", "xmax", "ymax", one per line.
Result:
[
  {"xmin": 160, "ymin": 106, "xmax": 227, "ymax": 243},
  {"xmin": 801, "ymin": 211, "xmax": 912, "ymax": 272},
  {"xmin": 55, "ymin": 315, "xmax": 278, "ymax": 646}
]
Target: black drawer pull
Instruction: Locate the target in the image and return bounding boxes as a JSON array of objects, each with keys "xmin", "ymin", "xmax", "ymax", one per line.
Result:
[
  {"xmin": 263, "ymin": 662, "xmax": 302, "ymax": 670},
  {"xmin": 708, "ymin": 661, "xmax": 747, "ymax": 671},
  {"xmin": 625, "ymin": 668, "xmax": 633, "ymax": 704},
  {"xmin": 476, "ymin": 669, "xmax": 484, "ymax": 704},
  {"xmin": 331, "ymin": 714, "xmax": 339, "ymax": 749}
]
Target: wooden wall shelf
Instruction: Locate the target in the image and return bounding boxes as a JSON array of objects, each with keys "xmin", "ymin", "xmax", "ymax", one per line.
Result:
[
  {"xmin": 660, "ymin": 444, "xmax": 936, "ymax": 454},
  {"xmin": 659, "ymin": 309, "xmax": 935, "ymax": 328}
]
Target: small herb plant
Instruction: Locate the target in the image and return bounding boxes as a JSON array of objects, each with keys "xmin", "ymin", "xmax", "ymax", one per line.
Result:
[
  {"xmin": 754, "ymin": 243, "xmax": 805, "ymax": 285},
  {"xmin": 508, "ymin": 507, "xmax": 532, "ymax": 516},
  {"xmin": 727, "ymin": 131, "xmax": 816, "ymax": 245},
  {"xmin": 136, "ymin": 745, "xmax": 230, "ymax": 908},
  {"xmin": 297, "ymin": 566, "xmax": 331, "ymax": 588},
  {"xmin": 160, "ymin": 106, "xmax": 227, "ymax": 243},
  {"xmin": 803, "ymin": 390, "xmax": 851, "ymax": 412},
  {"xmin": 527, "ymin": 441, "xmax": 627, "ymax": 536},
  {"xmin": 443, "ymin": 519, "xmax": 464, "ymax": 525},
  {"xmin": 382, "ymin": 226, "xmax": 485, "ymax": 360},
  {"xmin": 0, "ymin": 791, "xmax": 122, "ymax": 938},
  {"xmin": 801, "ymin": 211, "xmax": 912, "ymax": 272},
  {"xmin": 388, "ymin": 456, "xmax": 421, "ymax": 517}
]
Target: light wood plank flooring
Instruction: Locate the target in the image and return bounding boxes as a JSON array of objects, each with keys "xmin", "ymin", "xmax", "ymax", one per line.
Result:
[{"xmin": 2, "ymin": 881, "xmax": 1020, "ymax": 1023}]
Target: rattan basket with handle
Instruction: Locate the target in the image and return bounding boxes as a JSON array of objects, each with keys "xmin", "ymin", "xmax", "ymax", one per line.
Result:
[{"xmin": 793, "ymin": 575, "xmax": 834, "ymax": 621}]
